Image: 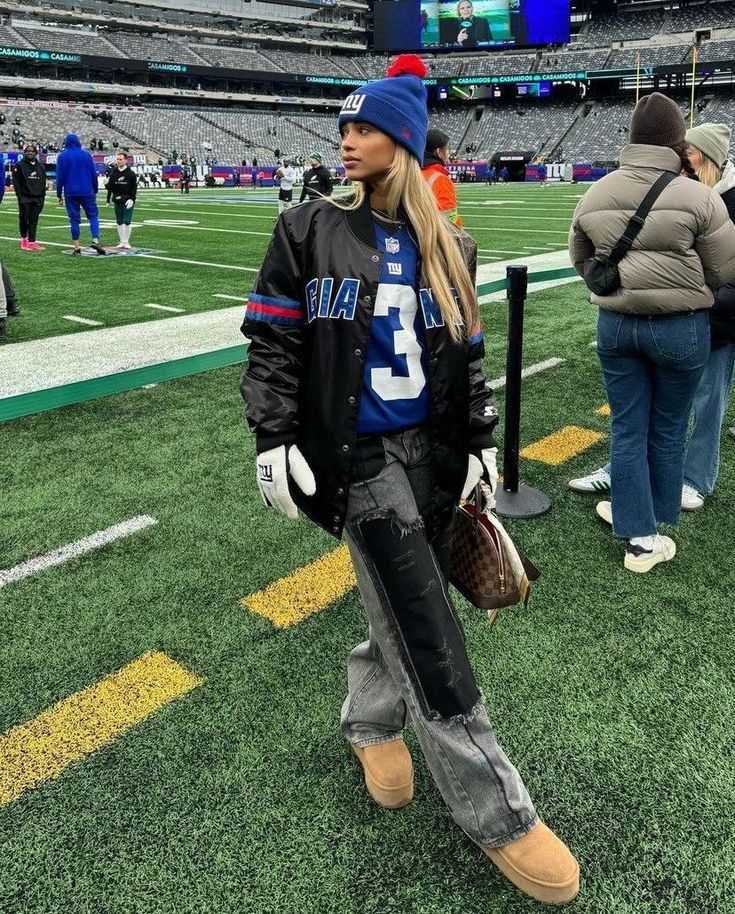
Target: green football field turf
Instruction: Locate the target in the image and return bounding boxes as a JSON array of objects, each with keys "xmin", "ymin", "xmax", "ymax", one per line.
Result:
[
  {"xmin": 0, "ymin": 183, "xmax": 579, "ymax": 344},
  {"xmin": 1, "ymin": 183, "xmax": 734, "ymax": 913}
]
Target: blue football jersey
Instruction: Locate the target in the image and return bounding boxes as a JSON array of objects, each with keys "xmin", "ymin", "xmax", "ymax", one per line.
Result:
[{"xmin": 357, "ymin": 223, "xmax": 431, "ymax": 436}]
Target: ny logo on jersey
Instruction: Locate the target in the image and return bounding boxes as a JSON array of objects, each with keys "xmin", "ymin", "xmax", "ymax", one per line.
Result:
[
  {"xmin": 258, "ymin": 464, "xmax": 274, "ymax": 483},
  {"xmin": 387, "ymin": 262, "xmax": 402, "ymax": 276},
  {"xmin": 340, "ymin": 94, "xmax": 366, "ymax": 115},
  {"xmin": 305, "ymin": 277, "xmax": 360, "ymax": 322}
]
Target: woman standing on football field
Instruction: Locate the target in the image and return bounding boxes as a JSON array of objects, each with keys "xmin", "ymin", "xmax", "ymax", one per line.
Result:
[
  {"xmin": 239, "ymin": 55, "xmax": 579, "ymax": 907},
  {"xmin": 106, "ymin": 152, "xmax": 138, "ymax": 249}
]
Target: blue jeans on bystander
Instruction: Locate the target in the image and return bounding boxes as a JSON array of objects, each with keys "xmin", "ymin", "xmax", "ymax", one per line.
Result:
[
  {"xmin": 683, "ymin": 342, "xmax": 735, "ymax": 494},
  {"xmin": 596, "ymin": 308, "xmax": 710, "ymax": 538}
]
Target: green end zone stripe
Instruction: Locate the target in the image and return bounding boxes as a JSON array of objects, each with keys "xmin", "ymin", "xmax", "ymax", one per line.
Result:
[
  {"xmin": 0, "ymin": 344, "xmax": 248, "ymax": 423},
  {"xmin": 1, "ymin": 268, "xmax": 581, "ymax": 423}
]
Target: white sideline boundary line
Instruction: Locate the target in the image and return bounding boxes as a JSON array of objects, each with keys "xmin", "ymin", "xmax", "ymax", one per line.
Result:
[
  {"xmin": 63, "ymin": 315, "xmax": 103, "ymax": 326},
  {"xmin": 144, "ymin": 303, "xmax": 185, "ymax": 313},
  {"xmin": 0, "ymin": 515, "xmax": 158, "ymax": 588},
  {"xmin": 489, "ymin": 357, "xmax": 565, "ymax": 390}
]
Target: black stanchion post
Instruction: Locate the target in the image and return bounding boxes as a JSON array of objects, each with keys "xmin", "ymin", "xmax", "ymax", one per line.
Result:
[{"xmin": 494, "ymin": 265, "xmax": 551, "ymax": 519}]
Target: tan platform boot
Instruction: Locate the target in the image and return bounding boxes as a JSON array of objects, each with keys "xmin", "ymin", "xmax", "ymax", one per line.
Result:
[
  {"xmin": 480, "ymin": 821, "xmax": 580, "ymax": 905},
  {"xmin": 352, "ymin": 739, "xmax": 414, "ymax": 809}
]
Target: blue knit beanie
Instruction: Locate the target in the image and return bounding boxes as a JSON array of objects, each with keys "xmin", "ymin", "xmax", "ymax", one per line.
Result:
[{"xmin": 338, "ymin": 55, "xmax": 428, "ymax": 162}]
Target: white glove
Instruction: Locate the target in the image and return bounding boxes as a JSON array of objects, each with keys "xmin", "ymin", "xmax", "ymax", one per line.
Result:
[
  {"xmin": 125, "ymin": 199, "xmax": 134, "ymax": 210},
  {"xmin": 461, "ymin": 447, "xmax": 498, "ymax": 500},
  {"xmin": 256, "ymin": 444, "xmax": 316, "ymax": 520}
]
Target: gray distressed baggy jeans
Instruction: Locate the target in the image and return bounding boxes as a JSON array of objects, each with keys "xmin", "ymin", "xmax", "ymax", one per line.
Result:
[{"xmin": 341, "ymin": 427, "xmax": 538, "ymax": 847}]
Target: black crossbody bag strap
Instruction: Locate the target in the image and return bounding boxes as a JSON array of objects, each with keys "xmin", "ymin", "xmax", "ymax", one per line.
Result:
[{"xmin": 608, "ymin": 171, "xmax": 677, "ymax": 265}]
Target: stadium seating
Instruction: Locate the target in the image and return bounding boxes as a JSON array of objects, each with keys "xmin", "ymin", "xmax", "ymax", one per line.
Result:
[
  {"xmin": 537, "ymin": 49, "xmax": 612, "ymax": 72},
  {"xmin": 465, "ymin": 101, "xmax": 577, "ymax": 160},
  {"xmin": 581, "ymin": 10, "xmax": 665, "ymax": 46},
  {"xmin": 0, "ymin": 103, "xmax": 134, "ymax": 152},
  {"xmin": 13, "ymin": 22, "xmax": 125, "ymax": 57},
  {"xmin": 190, "ymin": 45, "xmax": 281, "ymax": 72},
  {"xmin": 661, "ymin": 1, "xmax": 735, "ymax": 31},
  {"xmin": 607, "ymin": 45, "xmax": 691, "ymax": 68},
  {"xmin": 105, "ymin": 31, "xmax": 204, "ymax": 64}
]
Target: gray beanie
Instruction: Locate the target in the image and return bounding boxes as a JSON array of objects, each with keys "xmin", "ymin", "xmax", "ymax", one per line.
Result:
[
  {"xmin": 629, "ymin": 92, "xmax": 686, "ymax": 147},
  {"xmin": 685, "ymin": 123, "xmax": 732, "ymax": 168}
]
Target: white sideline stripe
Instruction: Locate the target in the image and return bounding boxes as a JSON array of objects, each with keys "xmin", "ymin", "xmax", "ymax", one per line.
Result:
[
  {"xmin": 63, "ymin": 315, "xmax": 103, "ymax": 326},
  {"xmin": 0, "ymin": 305, "xmax": 245, "ymax": 397},
  {"xmin": 476, "ymin": 248, "xmax": 579, "ymax": 303},
  {"xmin": 213, "ymin": 293, "xmax": 248, "ymax": 302},
  {"xmin": 0, "ymin": 237, "xmax": 258, "ymax": 272},
  {"xmin": 0, "ymin": 515, "xmax": 158, "ymax": 588},
  {"xmin": 141, "ymin": 222, "xmax": 272, "ymax": 238},
  {"xmin": 589, "ymin": 340, "xmax": 598, "ymax": 348},
  {"xmin": 144, "ymin": 303, "xmax": 185, "ymax": 313},
  {"xmin": 489, "ymin": 357, "xmax": 565, "ymax": 390}
]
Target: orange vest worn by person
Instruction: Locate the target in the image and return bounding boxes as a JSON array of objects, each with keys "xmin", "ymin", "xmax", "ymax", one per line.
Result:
[{"xmin": 422, "ymin": 163, "xmax": 463, "ymax": 228}]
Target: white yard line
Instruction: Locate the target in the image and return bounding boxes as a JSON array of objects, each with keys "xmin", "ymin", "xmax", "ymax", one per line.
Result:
[
  {"xmin": 144, "ymin": 304, "xmax": 185, "ymax": 313},
  {"xmin": 0, "ymin": 515, "xmax": 158, "ymax": 588},
  {"xmin": 63, "ymin": 315, "xmax": 104, "ymax": 326},
  {"xmin": 489, "ymin": 357, "xmax": 565, "ymax": 390},
  {"xmin": 0, "ymin": 237, "xmax": 258, "ymax": 272},
  {"xmin": 135, "ymin": 253, "xmax": 258, "ymax": 272},
  {"xmin": 213, "ymin": 293, "xmax": 249, "ymax": 302},
  {"xmin": 470, "ymin": 226, "xmax": 570, "ymax": 235}
]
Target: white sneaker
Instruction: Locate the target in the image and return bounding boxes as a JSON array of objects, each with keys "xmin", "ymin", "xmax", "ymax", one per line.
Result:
[
  {"xmin": 569, "ymin": 467, "xmax": 611, "ymax": 493},
  {"xmin": 624, "ymin": 535, "xmax": 676, "ymax": 573},
  {"xmin": 681, "ymin": 484, "xmax": 705, "ymax": 511},
  {"xmin": 595, "ymin": 500, "xmax": 612, "ymax": 525}
]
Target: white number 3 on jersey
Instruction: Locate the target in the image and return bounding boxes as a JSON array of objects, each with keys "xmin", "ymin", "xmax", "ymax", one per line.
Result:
[{"xmin": 370, "ymin": 285, "xmax": 427, "ymax": 402}]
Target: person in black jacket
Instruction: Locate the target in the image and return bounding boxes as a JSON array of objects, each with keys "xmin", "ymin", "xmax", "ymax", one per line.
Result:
[
  {"xmin": 239, "ymin": 55, "xmax": 579, "ymax": 906},
  {"xmin": 298, "ymin": 152, "xmax": 333, "ymax": 203},
  {"xmin": 12, "ymin": 144, "xmax": 46, "ymax": 251},
  {"xmin": 105, "ymin": 152, "xmax": 137, "ymax": 249}
]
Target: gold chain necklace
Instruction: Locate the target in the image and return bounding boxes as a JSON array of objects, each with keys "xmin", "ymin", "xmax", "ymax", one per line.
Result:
[{"xmin": 371, "ymin": 208, "xmax": 405, "ymax": 227}]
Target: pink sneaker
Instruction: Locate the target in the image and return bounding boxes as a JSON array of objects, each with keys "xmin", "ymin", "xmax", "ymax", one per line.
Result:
[
  {"xmin": 28, "ymin": 242, "xmax": 45, "ymax": 251},
  {"xmin": 20, "ymin": 237, "xmax": 29, "ymax": 250}
]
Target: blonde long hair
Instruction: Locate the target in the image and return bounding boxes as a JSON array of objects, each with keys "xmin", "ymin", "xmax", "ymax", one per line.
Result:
[
  {"xmin": 694, "ymin": 151, "xmax": 722, "ymax": 189},
  {"xmin": 331, "ymin": 146, "xmax": 479, "ymax": 343}
]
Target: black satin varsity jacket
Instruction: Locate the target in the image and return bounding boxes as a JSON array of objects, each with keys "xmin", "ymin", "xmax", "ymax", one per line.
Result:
[{"xmin": 239, "ymin": 193, "xmax": 498, "ymax": 539}]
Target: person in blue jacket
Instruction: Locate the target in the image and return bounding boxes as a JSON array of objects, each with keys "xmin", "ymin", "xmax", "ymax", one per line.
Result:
[{"xmin": 55, "ymin": 133, "xmax": 106, "ymax": 255}]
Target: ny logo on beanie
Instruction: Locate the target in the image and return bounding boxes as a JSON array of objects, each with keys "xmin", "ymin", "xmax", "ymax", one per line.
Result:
[{"xmin": 341, "ymin": 94, "xmax": 366, "ymax": 115}]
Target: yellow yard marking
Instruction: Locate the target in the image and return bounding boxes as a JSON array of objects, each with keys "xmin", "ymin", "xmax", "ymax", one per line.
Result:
[
  {"xmin": 596, "ymin": 404, "xmax": 611, "ymax": 417},
  {"xmin": 0, "ymin": 651, "xmax": 202, "ymax": 807},
  {"xmin": 241, "ymin": 544, "xmax": 356, "ymax": 629},
  {"xmin": 521, "ymin": 425, "xmax": 606, "ymax": 466}
]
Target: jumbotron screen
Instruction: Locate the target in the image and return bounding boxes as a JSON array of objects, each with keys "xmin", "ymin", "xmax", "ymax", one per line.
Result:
[{"xmin": 372, "ymin": 0, "xmax": 570, "ymax": 52}]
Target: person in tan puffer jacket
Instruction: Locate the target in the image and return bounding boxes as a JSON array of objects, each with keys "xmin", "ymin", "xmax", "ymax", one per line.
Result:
[{"xmin": 568, "ymin": 92, "xmax": 735, "ymax": 573}]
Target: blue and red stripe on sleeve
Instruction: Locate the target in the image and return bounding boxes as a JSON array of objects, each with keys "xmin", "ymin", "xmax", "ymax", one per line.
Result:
[
  {"xmin": 468, "ymin": 324, "xmax": 483, "ymax": 346},
  {"xmin": 245, "ymin": 293, "xmax": 303, "ymax": 326}
]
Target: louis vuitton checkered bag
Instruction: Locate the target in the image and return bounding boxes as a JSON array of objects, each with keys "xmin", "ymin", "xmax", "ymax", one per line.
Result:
[{"xmin": 450, "ymin": 484, "xmax": 539, "ymax": 623}]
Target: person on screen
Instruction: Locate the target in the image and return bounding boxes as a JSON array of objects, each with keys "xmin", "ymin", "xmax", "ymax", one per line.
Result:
[{"xmin": 440, "ymin": 0, "xmax": 491, "ymax": 47}]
